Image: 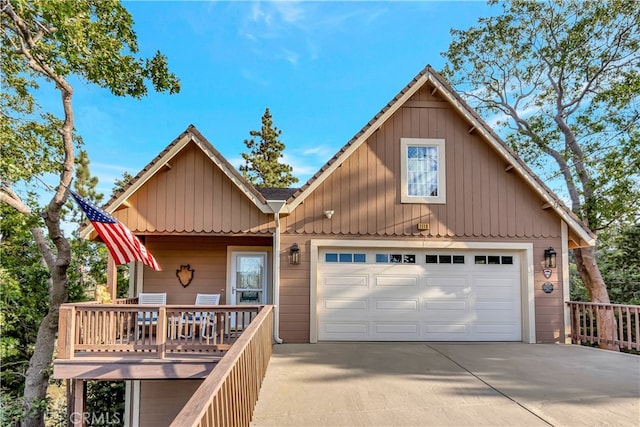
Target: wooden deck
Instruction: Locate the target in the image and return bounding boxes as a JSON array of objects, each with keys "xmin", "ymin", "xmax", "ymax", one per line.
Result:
[
  {"xmin": 54, "ymin": 353, "xmax": 223, "ymax": 380},
  {"xmin": 53, "ymin": 302, "xmax": 264, "ymax": 380}
]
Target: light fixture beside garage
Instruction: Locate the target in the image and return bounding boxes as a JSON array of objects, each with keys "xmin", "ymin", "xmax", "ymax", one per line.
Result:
[
  {"xmin": 544, "ymin": 247, "xmax": 557, "ymax": 268},
  {"xmin": 324, "ymin": 210, "xmax": 334, "ymax": 219},
  {"xmin": 290, "ymin": 243, "xmax": 301, "ymax": 265}
]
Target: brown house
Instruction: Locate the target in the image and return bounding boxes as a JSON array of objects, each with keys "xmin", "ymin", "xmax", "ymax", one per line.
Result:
[{"xmin": 73, "ymin": 65, "xmax": 594, "ymax": 424}]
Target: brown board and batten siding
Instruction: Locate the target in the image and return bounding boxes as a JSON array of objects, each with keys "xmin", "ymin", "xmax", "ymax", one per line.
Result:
[
  {"xmin": 533, "ymin": 239, "xmax": 565, "ymax": 342},
  {"xmin": 279, "ymin": 235, "xmax": 312, "ymax": 342},
  {"xmin": 139, "ymin": 235, "xmax": 272, "ymax": 305},
  {"xmin": 282, "ymin": 85, "xmax": 561, "ymax": 240},
  {"xmin": 138, "ymin": 380, "xmax": 202, "ymax": 427},
  {"xmin": 278, "ymin": 83, "xmax": 567, "ymax": 344},
  {"xmin": 111, "ymin": 142, "xmax": 273, "ymax": 235}
]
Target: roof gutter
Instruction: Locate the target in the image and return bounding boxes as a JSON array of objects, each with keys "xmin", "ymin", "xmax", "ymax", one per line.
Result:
[{"xmin": 267, "ymin": 200, "xmax": 287, "ymax": 344}]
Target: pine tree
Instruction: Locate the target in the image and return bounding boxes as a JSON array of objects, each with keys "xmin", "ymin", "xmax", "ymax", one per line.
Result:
[
  {"xmin": 66, "ymin": 149, "xmax": 107, "ymax": 300},
  {"xmin": 240, "ymin": 108, "xmax": 299, "ymax": 188},
  {"xmin": 64, "ymin": 149, "xmax": 104, "ymax": 225},
  {"xmin": 112, "ymin": 171, "xmax": 135, "ymax": 198}
]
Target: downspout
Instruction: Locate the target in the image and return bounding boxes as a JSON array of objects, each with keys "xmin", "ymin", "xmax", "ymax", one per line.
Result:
[{"xmin": 267, "ymin": 200, "xmax": 286, "ymax": 344}]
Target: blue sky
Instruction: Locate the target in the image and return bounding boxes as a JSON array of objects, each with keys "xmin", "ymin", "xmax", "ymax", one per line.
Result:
[{"xmin": 45, "ymin": 0, "xmax": 498, "ymax": 198}]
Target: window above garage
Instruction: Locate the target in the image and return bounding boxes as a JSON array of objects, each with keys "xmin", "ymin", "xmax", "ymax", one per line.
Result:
[{"xmin": 400, "ymin": 138, "xmax": 446, "ymax": 204}]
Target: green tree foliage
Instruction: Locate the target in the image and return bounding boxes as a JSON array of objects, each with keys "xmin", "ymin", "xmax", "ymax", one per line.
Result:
[
  {"xmin": 442, "ymin": 0, "xmax": 640, "ymax": 348},
  {"xmin": 111, "ymin": 170, "xmax": 134, "ymax": 198},
  {"xmin": 598, "ymin": 224, "xmax": 640, "ymax": 305},
  {"xmin": 240, "ymin": 108, "xmax": 299, "ymax": 188},
  {"xmin": 1, "ymin": 1, "xmax": 180, "ymax": 424},
  {"xmin": 572, "ymin": 224, "xmax": 640, "ymax": 305},
  {"xmin": 0, "ymin": 198, "xmax": 49, "ymax": 425},
  {"xmin": 85, "ymin": 381, "xmax": 126, "ymax": 426},
  {"xmin": 65, "ymin": 149, "xmax": 108, "ymax": 301},
  {"xmin": 65, "ymin": 150, "xmax": 103, "ymax": 220}
]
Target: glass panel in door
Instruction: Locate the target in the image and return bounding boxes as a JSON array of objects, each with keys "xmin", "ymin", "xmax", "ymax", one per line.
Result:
[
  {"xmin": 231, "ymin": 253, "xmax": 267, "ymax": 305},
  {"xmin": 230, "ymin": 252, "xmax": 267, "ymax": 330}
]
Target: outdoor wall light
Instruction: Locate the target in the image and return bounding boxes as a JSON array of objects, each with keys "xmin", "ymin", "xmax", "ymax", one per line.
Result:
[
  {"xmin": 324, "ymin": 210, "xmax": 334, "ymax": 219},
  {"xmin": 290, "ymin": 243, "xmax": 301, "ymax": 265},
  {"xmin": 544, "ymin": 247, "xmax": 557, "ymax": 269}
]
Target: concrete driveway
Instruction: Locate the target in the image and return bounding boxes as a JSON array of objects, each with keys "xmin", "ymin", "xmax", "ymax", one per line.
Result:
[{"xmin": 251, "ymin": 343, "xmax": 639, "ymax": 427}]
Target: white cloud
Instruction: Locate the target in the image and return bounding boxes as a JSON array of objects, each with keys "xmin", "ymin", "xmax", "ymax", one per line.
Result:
[
  {"xmin": 240, "ymin": 69, "xmax": 270, "ymax": 86},
  {"xmin": 281, "ymin": 152, "xmax": 321, "ymax": 183},
  {"xmin": 299, "ymin": 144, "xmax": 333, "ymax": 158},
  {"xmin": 284, "ymin": 142, "xmax": 342, "ymax": 182},
  {"xmin": 228, "ymin": 156, "xmax": 244, "ymax": 172},
  {"xmin": 280, "ymin": 47, "xmax": 299, "ymax": 65},
  {"xmin": 484, "ymin": 104, "xmax": 540, "ymax": 129},
  {"xmin": 237, "ymin": 1, "xmax": 387, "ymax": 66},
  {"xmin": 273, "ymin": 1, "xmax": 305, "ymax": 24},
  {"xmin": 90, "ymin": 162, "xmax": 135, "ymax": 196}
]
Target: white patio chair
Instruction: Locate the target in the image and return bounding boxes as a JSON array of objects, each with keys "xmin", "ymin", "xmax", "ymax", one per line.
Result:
[
  {"xmin": 137, "ymin": 292, "xmax": 167, "ymax": 336},
  {"xmin": 195, "ymin": 293, "xmax": 221, "ymax": 306},
  {"xmin": 193, "ymin": 293, "xmax": 220, "ymax": 339}
]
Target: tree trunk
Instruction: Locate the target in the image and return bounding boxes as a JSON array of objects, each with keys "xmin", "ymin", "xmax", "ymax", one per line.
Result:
[
  {"xmin": 22, "ymin": 309, "xmax": 59, "ymax": 427},
  {"xmin": 573, "ymin": 246, "xmax": 619, "ymax": 351},
  {"xmin": 22, "ymin": 224, "xmax": 70, "ymax": 426}
]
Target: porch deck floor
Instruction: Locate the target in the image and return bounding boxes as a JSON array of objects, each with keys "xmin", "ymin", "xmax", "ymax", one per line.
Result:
[{"xmin": 53, "ymin": 335, "xmax": 238, "ymax": 380}]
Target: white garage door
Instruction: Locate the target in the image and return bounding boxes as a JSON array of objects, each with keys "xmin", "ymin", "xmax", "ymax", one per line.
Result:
[{"xmin": 317, "ymin": 249, "xmax": 522, "ymax": 341}]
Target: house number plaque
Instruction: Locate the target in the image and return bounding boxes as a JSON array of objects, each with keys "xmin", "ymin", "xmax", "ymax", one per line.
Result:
[{"xmin": 542, "ymin": 282, "xmax": 554, "ymax": 293}]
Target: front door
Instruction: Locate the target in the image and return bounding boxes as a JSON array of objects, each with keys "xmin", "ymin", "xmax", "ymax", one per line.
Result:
[{"xmin": 230, "ymin": 252, "xmax": 267, "ymax": 305}]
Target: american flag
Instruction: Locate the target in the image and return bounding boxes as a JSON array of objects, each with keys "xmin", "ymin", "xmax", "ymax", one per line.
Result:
[{"xmin": 69, "ymin": 190, "xmax": 162, "ymax": 271}]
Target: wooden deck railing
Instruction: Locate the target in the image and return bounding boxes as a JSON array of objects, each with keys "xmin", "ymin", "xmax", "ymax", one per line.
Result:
[
  {"xmin": 567, "ymin": 301, "xmax": 640, "ymax": 351},
  {"xmin": 169, "ymin": 305, "xmax": 273, "ymax": 427},
  {"xmin": 57, "ymin": 302, "xmax": 263, "ymax": 359}
]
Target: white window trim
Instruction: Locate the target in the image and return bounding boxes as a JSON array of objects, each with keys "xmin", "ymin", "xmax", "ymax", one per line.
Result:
[{"xmin": 400, "ymin": 138, "xmax": 446, "ymax": 204}]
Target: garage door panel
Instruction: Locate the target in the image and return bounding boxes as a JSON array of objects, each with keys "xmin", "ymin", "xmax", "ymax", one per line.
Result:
[
  {"xmin": 475, "ymin": 287, "xmax": 519, "ymax": 299},
  {"xmin": 476, "ymin": 302, "xmax": 520, "ymax": 323},
  {"xmin": 324, "ymin": 299, "xmax": 368, "ymax": 310},
  {"xmin": 424, "ymin": 286, "xmax": 470, "ymax": 298},
  {"xmin": 374, "ymin": 299, "xmax": 419, "ymax": 311},
  {"xmin": 474, "ymin": 278, "xmax": 518, "ymax": 293},
  {"xmin": 375, "ymin": 275, "xmax": 419, "ymax": 287},
  {"xmin": 476, "ymin": 300, "xmax": 516, "ymax": 311},
  {"xmin": 426, "ymin": 276, "xmax": 469, "ymax": 287},
  {"xmin": 475, "ymin": 323, "xmax": 519, "ymax": 335},
  {"xmin": 424, "ymin": 323, "xmax": 468, "ymax": 335},
  {"xmin": 425, "ymin": 299, "xmax": 468, "ymax": 311},
  {"xmin": 324, "ymin": 275, "xmax": 368, "ymax": 288},
  {"xmin": 323, "ymin": 322, "xmax": 368, "ymax": 335},
  {"xmin": 375, "ymin": 322, "xmax": 419, "ymax": 334},
  {"xmin": 473, "ymin": 274, "xmax": 515, "ymax": 289},
  {"xmin": 475, "ymin": 312, "xmax": 519, "ymax": 323}
]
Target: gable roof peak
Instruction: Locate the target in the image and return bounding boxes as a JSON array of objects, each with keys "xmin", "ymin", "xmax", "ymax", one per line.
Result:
[
  {"xmin": 80, "ymin": 124, "xmax": 273, "ymax": 238},
  {"xmin": 285, "ymin": 64, "xmax": 594, "ymax": 247}
]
